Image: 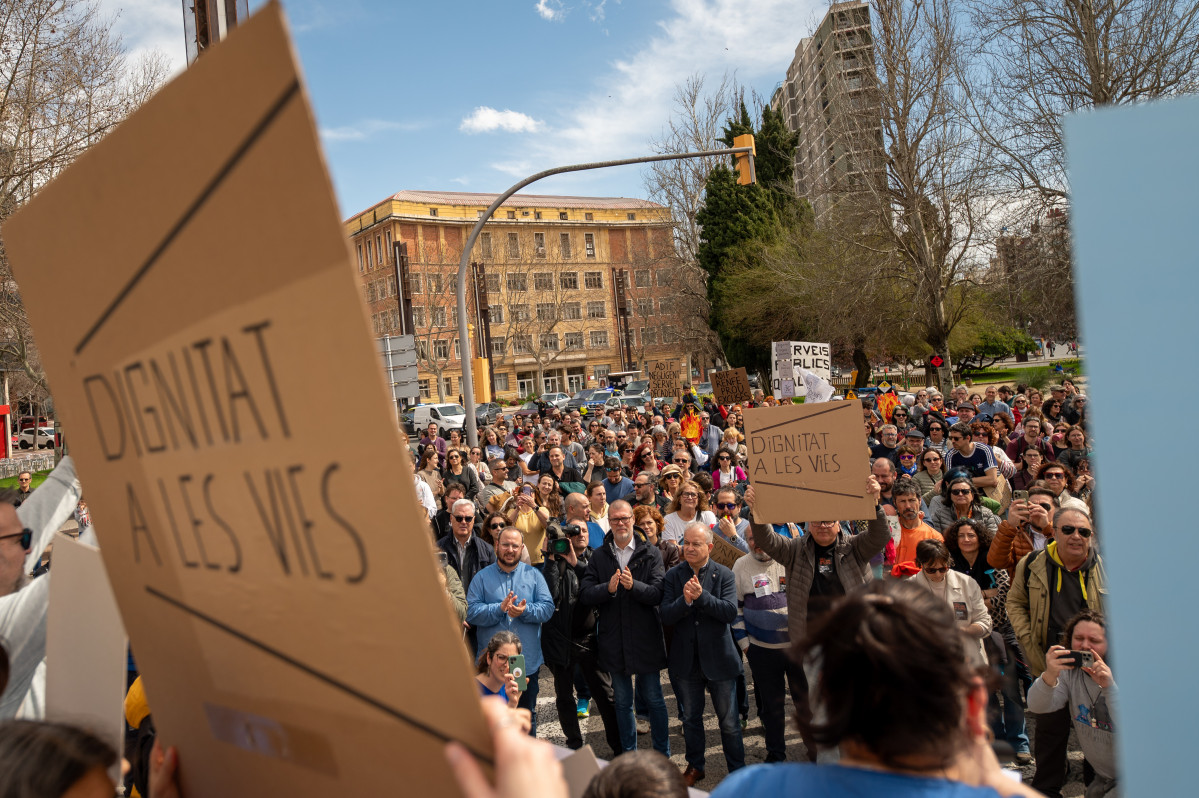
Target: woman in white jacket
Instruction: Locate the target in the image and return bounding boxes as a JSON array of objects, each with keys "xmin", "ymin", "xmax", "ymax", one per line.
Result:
[{"xmin": 910, "ymin": 538, "xmax": 991, "ymax": 666}]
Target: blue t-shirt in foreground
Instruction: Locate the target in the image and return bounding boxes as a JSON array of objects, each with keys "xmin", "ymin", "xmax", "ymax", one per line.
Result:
[{"xmin": 710, "ymin": 763, "xmax": 1005, "ymax": 798}]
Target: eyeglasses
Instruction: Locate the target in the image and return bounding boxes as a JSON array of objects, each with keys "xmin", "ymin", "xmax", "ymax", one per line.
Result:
[
  {"xmin": 1043, "ymin": 472, "xmax": 1066, "ymax": 480},
  {"xmin": 1059, "ymin": 525, "xmax": 1092, "ymax": 538},
  {"xmin": 680, "ymin": 492, "xmax": 699, "ymax": 499},
  {"xmin": 715, "ymin": 502, "xmax": 738, "ymax": 510},
  {"xmin": 809, "ymin": 520, "xmax": 837, "ymax": 527},
  {"xmin": 0, "ymin": 529, "xmax": 33, "ymax": 548},
  {"xmin": 453, "ymin": 515, "xmax": 475, "ymax": 523},
  {"xmin": 948, "ymin": 436, "xmax": 963, "ymax": 442},
  {"xmin": 663, "ymin": 474, "xmax": 681, "ymax": 480},
  {"xmin": 673, "ymin": 459, "xmax": 689, "ymax": 465},
  {"xmin": 899, "ymin": 454, "xmax": 916, "ymax": 461},
  {"xmin": 923, "ymin": 566, "xmax": 949, "ymax": 574},
  {"xmin": 488, "ymin": 522, "xmax": 506, "ymax": 530},
  {"xmin": 950, "ymin": 488, "xmax": 973, "ymax": 496},
  {"xmin": 923, "ymin": 456, "xmax": 941, "ymax": 463},
  {"xmin": 609, "ymin": 515, "xmax": 633, "ymax": 523}
]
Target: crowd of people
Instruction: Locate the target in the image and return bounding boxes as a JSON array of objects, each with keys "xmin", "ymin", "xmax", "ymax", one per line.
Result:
[{"xmin": 0, "ymin": 376, "xmax": 1115, "ymax": 798}]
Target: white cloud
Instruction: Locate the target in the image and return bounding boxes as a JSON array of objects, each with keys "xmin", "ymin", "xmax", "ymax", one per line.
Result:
[
  {"xmin": 460, "ymin": 107, "xmax": 544, "ymax": 134},
  {"xmin": 320, "ymin": 119, "xmax": 425, "ymax": 142},
  {"xmin": 535, "ymin": 0, "xmax": 567, "ymax": 21},
  {"xmin": 96, "ymin": 0, "xmax": 187, "ymax": 77},
  {"xmin": 484, "ymin": 0, "xmax": 823, "ymax": 185}
]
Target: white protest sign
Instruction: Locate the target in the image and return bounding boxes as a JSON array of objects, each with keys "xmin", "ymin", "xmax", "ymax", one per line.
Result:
[{"xmin": 771, "ymin": 341, "xmax": 832, "ymax": 398}]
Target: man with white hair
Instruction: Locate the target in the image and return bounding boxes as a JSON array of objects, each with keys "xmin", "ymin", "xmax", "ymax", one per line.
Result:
[{"xmin": 660, "ymin": 521, "xmax": 744, "ymax": 785}]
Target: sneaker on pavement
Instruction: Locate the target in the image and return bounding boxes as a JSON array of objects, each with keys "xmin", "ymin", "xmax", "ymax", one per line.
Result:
[
  {"xmin": 1015, "ymin": 752, "xmax": 1034, "ymax": 766},
  {"xmin": 635, "ymin": 717, "xmax": 650, "ymax": 735},
  {"xmin": 577, "ymin": 699, "xmax": 590, "ymax": 718}
]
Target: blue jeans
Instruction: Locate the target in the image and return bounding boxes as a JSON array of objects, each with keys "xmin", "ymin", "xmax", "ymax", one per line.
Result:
[
  {"xmin": 676, "ymin": 672, "xmax": 744, "ymax": 773},
  {"xmin": 610, "ymin": 671, "xmax": 670, "ymax": 756},
  {"xmin": 516, "ymin": 671, "xmax": 541, "ymax": 737}
]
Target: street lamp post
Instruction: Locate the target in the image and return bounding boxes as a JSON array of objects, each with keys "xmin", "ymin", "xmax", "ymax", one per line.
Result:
[{"xmin": 456, "ymin": 145, "xmax": 755, "ymax": 446}]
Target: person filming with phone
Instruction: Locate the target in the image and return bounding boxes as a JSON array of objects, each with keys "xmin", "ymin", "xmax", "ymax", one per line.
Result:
[{"xmin": 1028, "ymin": 609, "xmax": 1118, "ymax": 797}]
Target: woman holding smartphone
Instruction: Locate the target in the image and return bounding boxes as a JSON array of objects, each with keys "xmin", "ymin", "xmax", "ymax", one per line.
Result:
[{"xmin": 475, "ymin": 630, "xmax": 524, "ymax": 709}]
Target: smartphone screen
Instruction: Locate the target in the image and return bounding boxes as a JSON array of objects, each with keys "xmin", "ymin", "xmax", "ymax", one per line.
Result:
[
  {"xmin": 436, "ymin": 551, "xmax": 448, "ymax": 569},
  {"xmin": 508, "ymin": 654, "xmax": 528, "ymax": 692}
]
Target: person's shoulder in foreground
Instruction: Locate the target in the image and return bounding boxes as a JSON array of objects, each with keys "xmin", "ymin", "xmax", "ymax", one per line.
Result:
[{"xmin": 711, "ymin": 762, "xmax": 1007, "ymax": 796}]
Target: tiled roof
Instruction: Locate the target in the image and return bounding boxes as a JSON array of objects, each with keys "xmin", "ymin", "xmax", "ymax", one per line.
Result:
[{"xmin": 380, "ymin": 190, "xmax": 665, "ymax": 210}]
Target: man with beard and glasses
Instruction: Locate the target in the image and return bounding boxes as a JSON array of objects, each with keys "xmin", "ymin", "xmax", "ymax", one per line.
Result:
[
  {"xmin": 732, "ymin": 524, "xmax": 804, "ymax": 763},
  {"xmin": 466, "ymin": 527, "xmax": 554, "ymax": 736},
  {"xmin": 892, "ymin": 479, "xmax": 943, "ymax": 566}
]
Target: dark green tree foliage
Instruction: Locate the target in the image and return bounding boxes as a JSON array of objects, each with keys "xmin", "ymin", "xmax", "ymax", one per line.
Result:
[{"xmin": 955, "ymin": 323, "xmax": 1037, "ymax": 375}]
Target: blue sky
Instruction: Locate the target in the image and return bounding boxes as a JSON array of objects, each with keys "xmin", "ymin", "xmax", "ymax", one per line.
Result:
[{"xmin": 101, "ymin": 0, "xmax": 824, "ymax": 216}]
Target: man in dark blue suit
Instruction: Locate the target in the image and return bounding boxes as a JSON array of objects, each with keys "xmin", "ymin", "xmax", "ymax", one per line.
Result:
[{"xmin": 659, "ymin": 520, "xmax": 745, "ymax": 786}]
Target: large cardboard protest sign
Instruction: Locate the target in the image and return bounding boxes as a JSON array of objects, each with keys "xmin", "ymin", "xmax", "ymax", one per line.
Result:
[
  {"xmin": 710, "ymin": 368, "xmax": 752, "ymax": 406},
  {"xmin": 3, "ymin": 7, "xmax": 486, "ymax": 796},
  {"xmin": 45, "ymin": 535, "xmax": 127, "ymax": 783},
  {"xmin": 744, "ymin": 402, "xmax": 874, "ymax": 523},
  {"xmin": 648, "ymin": 360, "xmax": 679, "ymax": 398},
  {"xmin": 771, "ymin": 341, "xmax": 831, "ymax": 398}
]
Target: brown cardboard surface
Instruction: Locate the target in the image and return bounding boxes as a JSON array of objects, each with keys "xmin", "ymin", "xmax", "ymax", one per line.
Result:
[
  {"xmin": 2, "ymin": 5, "xmax": 487, "ymax": 796},
  {"xmin": 558, "ymin": 745, "xmax": 602, "ymax": 798},
  {"xmin": 709, "ymin": 535, "xmax": 746, "ymax": 570},
  {"xmin": 710, "ymin": 368, "xmax": 751, "ymax": 406},
  {"xmin": 649, "ymin": 360, "xmax": 679, "ymax": 399},
  {"xmin": 45, "ymin": 535, "xmax": 128, "ymax": 784},
  {"xmin": 743, "ymin": 402, "xmax": 875, "ymax": 523}
]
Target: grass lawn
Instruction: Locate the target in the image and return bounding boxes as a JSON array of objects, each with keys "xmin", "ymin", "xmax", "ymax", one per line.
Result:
[
  {"xmin": 967, "ymin": 358, "xmax": 1084, "ymax": 384},
  {"xmin": 0, "ymin": 470, "xmax": 51, "ymax": 490}
]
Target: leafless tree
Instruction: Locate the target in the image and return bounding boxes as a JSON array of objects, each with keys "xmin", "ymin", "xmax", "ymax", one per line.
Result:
[
  {"xmin": 968, "ymin": 0, "xmax": 1199, "ymax": 206},
  {"xmin": 0, "ymin": 0, "xmax": 169, "ymax": 390}
]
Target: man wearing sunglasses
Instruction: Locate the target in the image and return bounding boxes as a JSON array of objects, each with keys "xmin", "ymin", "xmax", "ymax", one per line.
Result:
[
  {"xmin": 1007, "ymin": 507, "xmax": 1107, "ymax": 797},
  {"xmin": 712, "ymin": 488, "xmax": 749, "ymax": 554},
  {"xmin": 477, "ymin": 458, "xmax": 518, "ymax": 515},
  {"xmin": 437, "ymin": 499, "xmax": 495, "ymax": 595}
]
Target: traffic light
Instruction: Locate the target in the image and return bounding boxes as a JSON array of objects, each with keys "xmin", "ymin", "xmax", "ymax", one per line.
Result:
[{"xmin": 733, "ymin": 133, "xmax": 756, "ymax": 185}]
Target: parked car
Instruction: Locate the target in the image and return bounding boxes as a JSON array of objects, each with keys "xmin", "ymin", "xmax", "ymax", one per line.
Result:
[
  {"xmin": 537, "ymin": 392, "xmax": 571, "ymax": 410},
  {"xmin": 512, "ymin": 401, "xmax": 542, "ymax": 421},
  {"xmin": 400, "ymin": 408, "xmax": 417, "ymax": 437},
  {"xmin": 18, "ymin": 426, "xmax": 55, "ymax": 450},
  {"xmin": 564, "ymin": 389, "xmax": 596, "ymax": 414},
  {"xmin": 475, "ymin": 402, "xmax": 502, "ymax": 427},
  {"xmin": 694, "ymin": 382, "xmax": 713, "ymax": 398},
  {"xmin": 580, "ymin": 390, "xmax": 615, "ymax": 415},
  {"xmin": 411, "ymin": 403, "xmax": 467, "ymax": 436},
  {"xmin": 619, "ymin": 395, "xmax": 646, "ymax": 408},
  {"xmin": 622, "ymin": 379, "xmax": 650, "ymax": 397}
]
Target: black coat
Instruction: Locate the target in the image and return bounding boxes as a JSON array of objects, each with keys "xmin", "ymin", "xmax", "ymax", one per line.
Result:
[
  {"xmin": 437, "ymin": 533, "xmax": 495, "ymax": 593},
  {"xmin": 659, "ymin": 560, "xmax": 742, "ymax": 682},
  {"xmin": 541, "ymin": 548, "xmax": 596, "ymax": 667},
  {"xmin": 580, "ymin": 532, "xmax": 667, "ymax": 676}
]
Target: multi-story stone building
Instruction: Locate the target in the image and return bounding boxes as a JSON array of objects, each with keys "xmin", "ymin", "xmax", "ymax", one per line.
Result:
[{"xmin": 346, "ymin": 190, "xmax": 693, "ymax": 402}]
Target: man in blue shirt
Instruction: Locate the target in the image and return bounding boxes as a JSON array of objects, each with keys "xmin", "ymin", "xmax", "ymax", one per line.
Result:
[
  {"xmin": 976, "ymin": 385, "xmax": 1011, "ymax": 421},
  {"xmin": 466, "ymin": 527, "xmax": 555, "ymax": 735},
  {"xmin": 602, "ymin": 458, "xmax": 635, "ymax": 504}
]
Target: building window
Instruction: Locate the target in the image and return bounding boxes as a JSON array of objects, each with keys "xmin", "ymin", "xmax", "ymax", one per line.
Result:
[
  {"xmin": 367, "ymin": 282, "xmax": 377, "ymax": 302},
  {"xmin": 491, "ymin": 337, "xmax": 506, "ymax": 357},
  {"xmin": 485, "ymin": 274, "xmax": 501, "ymax": 293},
  {"xmin": 638, "ymin": 298, "xmax": 654, "ymax": 316},
  {"xmin": 627, "ymin": 213, "xmax": 636, "ymax": 220},
  {"xmin": 587, "ymin": 301, "xmax": 606, "ymax": 319},
  {"xmin": 480, "ymin": 232, "xmax": 492, "ymax": 259},
  {"xmin": 371, "ymin": 313, "xmax": 381, "ymax": 334},
  {"xmin": 564, "ymin": 332, "xmax": 584, "ymax": 349},
  {"xmin": 560, "ymin": 272, "xmax": 579, "ymax": 290},
  {"xmin": 507, "ymin": 210, "xmax": 516, "ymax": 219},
  {"xmin": 412, "ymin": 307, "xmax": 427, "ymax": 327},
  {"xmin": 640, "ymin": 327, "xmax": 658, "ymax": 346},
  {"xmin": 429, "ymin": 208, "xmax": 438, "ymax": 217},
  {"xmin": 658, "ymin": 297, "xmax": 673, "ymax": 315},
  {"xmin": 410, "ymin": 274, "xmax": 423, "ymax": 294},
  {"xmin": 534, "ymin": 272, "xmax": 554, "ymax": 291},
  {"xmin": 655, "ymin": 271, "xmax": 670, "ymax": 287},
  {"xmin": 376, "ymin": 234, "xmax": 384, "ymax": 264},
  {"xmin": 594, "ymin": 364, "xmax": 610, "ymax": 383},
  {"xmin": 427, "ymin": 274, "xmax": 443, "ymax": 293},
  {"xmin": 385, "ymin": 230, "xmax": 392, "ymax": 259},
  {"xmin": 419, "ymin": 379, "xmax": 430, "ymax": 400},
  {"xmin": 513, "ymin": 335, "xmax": 533, "ymax": 354},
  {"xmin": 434, "ymin": 339, "xmax": 450, "ymax": 359},
  {"xmin": 663, "ymin": 326, "xmax": 681, "ymax": 344},
  {"xmin": 534, "ymin": 232, "xmax": 546, "ymax": 257},
  {"xmin": 509, "ymin": 303, "xmax": 530, "ymax": 321},
  {"xmin": 560, "ymin": 233, "xmax": 572, "ymax": 258},
  {"xmin": 563, "ymin": 302, "xmax": 582, "ymax": 320},
  {"xmin": 534, "ymin": 211, "xmax": 542, "ymax": 220},
  {"xmin": 536, "ymin": 302, "xmax": 557, "ymax": 321},
  {"xmin": 585, "ymin": 212, "xmax": 594, "ymax": 221},
  {"xmin": 507, "ymin": 273, "xmax": 527, "ymax": 292},
  {"xmin": 488, "ymin": 306, "xmax": 504, "ymax": 324},
  {"xmin": 540, "ymin": 333, "xmax": 559, "ymax": 351},
  {"xmin": 634, "ymin": 269, "xmax": 650, "ymax": 288},
  {"xmin": 507, "ymin": 233, "xmax": 520, "ymax": 259},
  {"xmin": 453, "ymin": 337, "xmax": 461, "ymax": 359},
  {"xmin": 584, "ymin": 271, "xmax": 603, "ymax": 289},
  {"xmin": 366, "ymin": 239, "xmax": 374, "ymax": 268},
  {"xmin": 494, "ymin": 372, "xmax": 509, "ymax": 391},
  {"xmin": 389, "ymin": 309, "xmax": 399, "ymax": 329},
  {"xmin": 386, "ymin": 276, "xmax": 397, "ymax": 297},
  {"xmin": 357, "ymin": 244, "xmax": 364, "ymax": 273},
  {"xmin": 433, "ymin": 307, "xmax": 447, "ymax": 327},
  {"xmin": 441, "ymin": 376, "xmax": 453, "ymax": 397},
  {"xmin": 559, "ymin": 211, "xmax": 568, "ymax": 220},
  {"xmin": 589, "ymin": 330, "xmax": 609, "ymax": 349},
  {"xmin": 584, "ymin": 233, "xmax": 596, "ymax": 258}
]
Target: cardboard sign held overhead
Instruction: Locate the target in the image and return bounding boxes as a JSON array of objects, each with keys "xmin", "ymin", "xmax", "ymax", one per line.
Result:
[
  {"xmin": 2, "ymin": 6, "xmax": 486, "ymax": 796},
  {"xmin": 710, "ymin": 368, "xmax": 752, "ymax": 406},
  {"xmin": 648, "ymin": 360, "xmax": 679, "ymax": 399},
  {"xmin": 744, "ymin": 402, "xmax": 874, "ymax": 523}
]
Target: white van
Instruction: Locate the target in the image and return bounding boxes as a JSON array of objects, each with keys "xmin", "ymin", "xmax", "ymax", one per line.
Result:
[{"xmin": 411, "ymin": 403, "xmax": 467, "ymax": 436}]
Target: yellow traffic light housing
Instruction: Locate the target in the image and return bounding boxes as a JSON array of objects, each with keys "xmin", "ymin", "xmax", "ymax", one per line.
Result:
[{"xmin": 733, "ymin": 133, "xmax": 756, "ymax": 185}]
